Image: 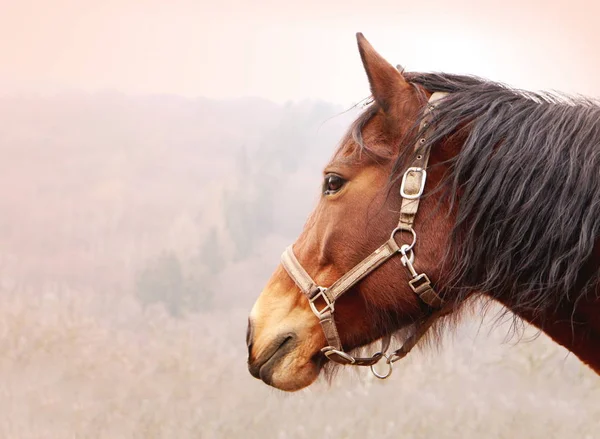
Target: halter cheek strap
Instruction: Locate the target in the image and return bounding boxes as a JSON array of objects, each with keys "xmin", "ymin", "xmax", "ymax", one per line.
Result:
[{"xmin": 280, "ymin": 92, "xmax": 448, "ymax": 376}]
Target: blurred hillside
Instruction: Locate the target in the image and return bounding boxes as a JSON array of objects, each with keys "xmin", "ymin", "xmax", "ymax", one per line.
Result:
[
  {"xmin": 0, "ymin": 93, "xmax": 598, "ymax": 438},
  {"xmin": 0, "ymin": 92, "xmax": 351, "ymax": 312}
]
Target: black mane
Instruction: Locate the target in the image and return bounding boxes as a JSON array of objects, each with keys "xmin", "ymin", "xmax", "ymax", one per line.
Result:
[{"xmin": 400, "ymin": 72, "xmax": 600, "ymax": 318}]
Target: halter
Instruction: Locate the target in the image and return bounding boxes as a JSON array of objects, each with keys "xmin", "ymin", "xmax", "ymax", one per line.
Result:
[{"xmin": 281, "ymin": 92, "xmax": 448, "ymax": 379}]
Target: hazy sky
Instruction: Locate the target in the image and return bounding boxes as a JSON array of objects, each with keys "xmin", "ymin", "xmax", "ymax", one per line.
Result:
[{"xmin": 1, "ymin": 0, "xmax": 599, "ymax": 104}]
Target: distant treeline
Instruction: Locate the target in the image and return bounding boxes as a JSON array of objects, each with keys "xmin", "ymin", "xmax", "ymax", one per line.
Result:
[{"xmin": 0, "ymin": 93, "xmax": 355, "ymax": 315}]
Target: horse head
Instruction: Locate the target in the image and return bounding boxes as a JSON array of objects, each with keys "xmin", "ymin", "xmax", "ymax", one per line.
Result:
[{"xmin": 246, "ymin": 34, "xmax": 457, "ymax": 391}]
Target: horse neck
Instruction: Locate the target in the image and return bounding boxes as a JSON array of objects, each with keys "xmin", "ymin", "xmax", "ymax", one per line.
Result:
[{"xmin": 494, "ymin": 288, "xmax": 600, "ymax": 374}]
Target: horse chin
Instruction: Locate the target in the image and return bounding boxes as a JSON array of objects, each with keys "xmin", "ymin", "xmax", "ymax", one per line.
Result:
[{"xmin": 257, "ymin": 344, "xmax": 325, "ymax": 392}]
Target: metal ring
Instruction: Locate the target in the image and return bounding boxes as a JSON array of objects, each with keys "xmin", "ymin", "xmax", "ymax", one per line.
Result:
[
  {"xmin": 390, "ymin": 227, "xmax": 417, "ymax": 252},
  {"xmin": 370, "ymin": 353, "xmax": 393, "ymax": 379}
]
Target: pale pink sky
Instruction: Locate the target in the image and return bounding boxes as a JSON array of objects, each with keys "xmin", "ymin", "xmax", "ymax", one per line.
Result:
[{"xmin": 1, "ymin": 0, "xmax": 598, "ymax": 104}]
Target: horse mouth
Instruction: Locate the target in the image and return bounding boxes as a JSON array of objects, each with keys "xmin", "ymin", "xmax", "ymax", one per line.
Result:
[{"xmin": 248, "ymin": 334, "xmax": 297, "ymax": 383}]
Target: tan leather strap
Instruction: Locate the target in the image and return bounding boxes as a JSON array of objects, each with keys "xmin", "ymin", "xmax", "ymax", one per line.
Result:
[
  {"xmin": 387, "ymin": 307, "xmax": 451, "ymax": 363},
  {"xmin": 282, "ymin": 239, "xmax": 400, "ymax": 353},
  {"xmin": 279, "ymin": 92, "xmax": 449, "ymax": 372},
  {"xmin": 282, "ymin": 237, "xmax": 400, "ymax": 300},
  {"xmin": 281, "ymin": 245, "xmax": 320, "ymax": 298},
  {"xmin": 399, "ymin": 92, "xmax": 448, "ymax": 228}
]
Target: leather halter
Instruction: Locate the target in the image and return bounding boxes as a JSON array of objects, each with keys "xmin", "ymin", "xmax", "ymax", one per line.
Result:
[{"xmin": 281, "ymin": 92, "xmax": 448, "ymax": 378}]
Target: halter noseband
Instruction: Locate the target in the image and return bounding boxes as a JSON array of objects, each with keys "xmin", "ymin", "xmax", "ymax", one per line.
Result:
[{"xmin": 280, "ymin": 92, "xmax": 448, "ymax": 379}]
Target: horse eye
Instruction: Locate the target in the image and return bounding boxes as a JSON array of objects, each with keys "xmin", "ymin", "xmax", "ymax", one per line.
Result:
[{"xmin": 323, "ymin": 174, "xmax": 345, "ymax": 195}]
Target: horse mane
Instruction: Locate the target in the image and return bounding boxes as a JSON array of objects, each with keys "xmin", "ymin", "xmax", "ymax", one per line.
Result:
[
  {"xmin": 398, "ymin": 72, "xmax": 600, "ymax": 320},
  {"xmin": 320, "ymin": 72, "xmax": 600, "ymax": 379}
]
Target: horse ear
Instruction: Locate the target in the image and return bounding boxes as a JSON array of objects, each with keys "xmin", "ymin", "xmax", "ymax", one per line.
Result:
[{"xmin": 356, "ymin": 33, "xmax": 409, "ymax": 113}]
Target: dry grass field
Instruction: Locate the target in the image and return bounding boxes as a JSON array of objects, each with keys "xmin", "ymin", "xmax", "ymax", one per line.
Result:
[{"xmin": 0, "ymin": 288, "xmax": 597, "ymax": 439}]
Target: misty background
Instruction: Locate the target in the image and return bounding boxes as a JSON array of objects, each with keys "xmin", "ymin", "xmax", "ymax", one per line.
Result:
[{"xmin": 1, "ymin": 0, "xmax": 600, "ymax": 437}]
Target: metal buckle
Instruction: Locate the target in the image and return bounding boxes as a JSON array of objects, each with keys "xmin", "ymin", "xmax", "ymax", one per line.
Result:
[
  {"xmin": 408, "ymin": 273, "xmax": 431, "ymax": 293},
  {"xmin": 400, "ymin": 167, "xmax": 427, "ymax": 199},
  {"xmin": 322, "ymin": 346, "xmax": 356, "ymax": 364},
  {"xmin": 309, "ymin": 287, "xmax": 334, "ymax": 317}
]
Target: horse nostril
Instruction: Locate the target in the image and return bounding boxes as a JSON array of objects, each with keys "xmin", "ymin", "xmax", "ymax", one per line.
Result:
[{"xmin": 246, "ymin": 318, "xmax": 254, "ymax": 353}]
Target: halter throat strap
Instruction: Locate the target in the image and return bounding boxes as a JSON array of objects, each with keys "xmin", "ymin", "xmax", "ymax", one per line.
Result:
[{"xmin": 280, "ymin": 92, "xmax": 448, "ymax": 372}]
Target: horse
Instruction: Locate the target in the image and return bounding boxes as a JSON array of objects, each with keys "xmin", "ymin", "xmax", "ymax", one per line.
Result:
[{"xmin": 246, "ymin": 33, "xmax": 600, "ymax": 391}]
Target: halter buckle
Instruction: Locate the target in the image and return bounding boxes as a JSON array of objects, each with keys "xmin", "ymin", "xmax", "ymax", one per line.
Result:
[
  {"xmin": 309, "ymin": 287, "xmax": 334, "ymax": 317},
  {"xmin": 322, "ymin": 346, "xmax": 356, "ymax": 364},
  {"xmin": 400, "ymin": 167, "xmax": 427, "ymax": 199},
  {"xmin": 408, "ymin": 273, "xmax": 432, "ymax": 294}
]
